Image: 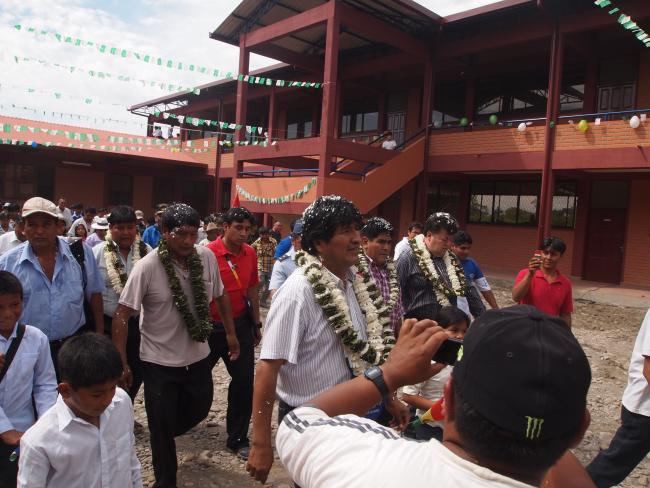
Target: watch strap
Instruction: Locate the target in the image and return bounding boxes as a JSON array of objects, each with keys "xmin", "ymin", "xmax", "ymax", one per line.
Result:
[{"xmin": 364, "ymin": 366, "xmax": 390, "ymax": 398}]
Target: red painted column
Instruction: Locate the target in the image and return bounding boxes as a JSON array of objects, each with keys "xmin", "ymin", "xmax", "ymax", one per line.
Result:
[
  {"xmin": 538, "ymin": 22, "xmax": 564, "ymax": 244},
  {"xmin": 233, "ymin": 35, "xmax": 249, "ymax": 207},
  {"xmin": 318, "ymin": 4, "xmax": 340, "ymax": 195},
  {"xmin": 268, "ymin": 88, "xmax": 276, "ymax": 141},
  {"xmin": 417, "ymin": 52, "xmax": 434, "ymax": 222}
]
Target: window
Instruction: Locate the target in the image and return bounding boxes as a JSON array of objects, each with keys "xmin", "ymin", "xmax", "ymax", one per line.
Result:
[
  {"xmin": 470, "ymin": 181, "xmax": 538, "ymax": 226},
  {"xmin": 552, "ymin": 182, "xmax": 578, "ymax": 228},
  {"xmin": 341, "ymin": 97, "xmax": 379, "ymax": 135},
  {"xmin": 107, "ymin": 174, "xmax": 133, "ymax": 206},
  {"xmin": 427, "ymin": 181, "xmax": 461, "ymax": 218},
  {"xmin": 287, "ymin": 109, "xmax": 315, "ymax": 139},
  {"xmin": 152, "ymin": 177, "xmax": 175, "ymax": 207}
]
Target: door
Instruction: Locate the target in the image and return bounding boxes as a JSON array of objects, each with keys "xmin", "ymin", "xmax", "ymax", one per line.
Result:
[
  {"xmin": 598, "ymin": 84, "xmax": 636, "ymax": 112},
  {"xmin": 583, "ymin": 181, "xmax": 629, "ymax": 284}
]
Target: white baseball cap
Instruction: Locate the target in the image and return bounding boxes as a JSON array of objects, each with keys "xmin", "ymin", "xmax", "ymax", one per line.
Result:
[{"xmin": 21, "ymin": 197, "xmax": 59, "ymax": 219}]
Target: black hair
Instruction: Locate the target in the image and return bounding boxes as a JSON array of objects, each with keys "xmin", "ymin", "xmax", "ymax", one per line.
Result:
[
  {"xmin": 6, "ymin": 203, "xmax": 19, "ymax": 213},
  {"xmin": 423, "ymin": 212, "xmax": 459, "ymax": 236},
  {"xmin": 107, "ymin": 205, "xmax": 136, "ymax": 225},
  {"xmin": 58, "ymin": 333, "xmax": 123, "ymax": 389},
  {"xmin": 223, "ymin": 207, "xmax": 255, "ymax": 225},
  {"xmin": 301, "ymin": 195, "xmax": 362, "ymax": 256},
  {"xmin": 435, "ymin": 306, "xmax": 469, "ymax": 329},
  {"xmin": 454, "ymin": 389, "xmax": 580, "ymax": 473},
  {"xmin": 155, "ymin": 202, "xmax": 168, "ymax": 212},
  {"xmin": 0, "ymin": 270, "xmax": 23, "ymax": 299},
  {"xmin": 540, "ymin": 236, "xmax": 566, "ymax": 255},
  {"xmin": 408, "ymin": 222, "xmax": 423, "ymax": 232},
  {"xmin": 0, "ymin": 212, "xmax": 8, "ymax": 221},
  {"xmin": 161, "ymin": 203, "xmax": 201, "ymax": 231},
  {"xmin": 71, "ymin": 203, "xmax": 83, "ymax": 210},
  {"xmin": 146, "ymin": 217, "xmax": 155, "ymax": 226},
  {"xmin": 453, "ymin": 230, "xmax": 473, "ymax": 246},
  {"xmin": 85, "ymin": 207, "xmax": 97, "ymax": 214},
  {"xmin": 361, "ymin": 217, "xmax": 394, "ymax": 240},
  {"xmin": 258, "ymin": 226, "xmax": 270, "ymax": 234}
]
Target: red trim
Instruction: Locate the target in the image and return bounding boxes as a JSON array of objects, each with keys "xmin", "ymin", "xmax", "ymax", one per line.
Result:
[{"xmin": 244, "ymin": 3, "xmax": 330, "ymax": 48}]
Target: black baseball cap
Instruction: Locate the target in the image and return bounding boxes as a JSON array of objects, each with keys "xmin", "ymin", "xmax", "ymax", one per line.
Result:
[{"xmin": 453, "ymin": 305, "xmax": 591, "ymax": 442}]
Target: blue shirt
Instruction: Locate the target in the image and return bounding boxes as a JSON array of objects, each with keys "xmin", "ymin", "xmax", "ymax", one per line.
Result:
[
  {"xmin": 0, "ymin": 238, "xmax": 104, "ymax": 340},
  {"xmin": 0, "ymin": 324, "xmax": 57, "ymax": 434},
  {"xmin": 142, "ymin": 225, "xmax": 161, "ymax": 248},
  {"xmin": 274, "ymin": 236, "xmax": 292, "ymax": 259},
  {"xmin": 461, "ymin": 257, "xmax": 484, "ymax": 283},
  {"xmin": 269, "ymin": 247, "xmax": 297, "ymax": 292}
]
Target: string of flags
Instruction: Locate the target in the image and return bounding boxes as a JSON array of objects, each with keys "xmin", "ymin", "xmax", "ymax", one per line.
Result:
[
  {"xmin": 0, "ymin": 103, "xmax": 148, "ymax": 127},
  {"xmin": 0, "ymin": 83, "xmax": 126, "ymax": 108},
  {"xmin": 236, "ymin": 178, "xmax": 317, "ymax": 205},
  {"xmin": 594, "ymin": 0, "xmax": 650, "ymax": 48},
  {"xmin": 12, "ymin": 24, "xmax": 323, "ymax": 88},
  {"xmin": 154, "ymin": 110, "xmax": 269, "ymax": 135},
  {"xmin": 0, "ymin": 137, "xmax": 215, "ymax": 154}
]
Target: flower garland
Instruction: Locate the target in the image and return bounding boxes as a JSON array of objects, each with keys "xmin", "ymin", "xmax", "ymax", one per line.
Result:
[
  {"xmin": 408, "ymin": 234, "xmax": 466, "ymax": 306},
  {"xmin": 236, "ymin": 177, "xmax": 317, "ymax": 205},
  {"xmin": 296, "ymin": 250, "xmax": 395, "ymax": 376},
  {"xmin": 104, "ymin": 231, "xmax": 143, "ymax": 295},
  {"xmin": 157, "ymin": 238, "xmax": 213, "ymax": 342},
  {"xmin": 356, "ymin": 251, "xmax": 400, "ymax": 314}
]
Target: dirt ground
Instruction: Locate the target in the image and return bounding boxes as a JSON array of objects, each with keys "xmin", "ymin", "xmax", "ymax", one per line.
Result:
[{"xmin": 133, "ymin": 281, "xmax": 650, "ymax": 487}]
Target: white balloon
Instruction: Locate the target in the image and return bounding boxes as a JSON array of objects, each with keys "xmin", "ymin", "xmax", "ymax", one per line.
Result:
[
  {"xmin": 517, "ymin": 122, "xmax": 527, "ymax": 132},
  {"xmin": 630, "ymin": 115, "xmax": 641, "ymax": 129}
]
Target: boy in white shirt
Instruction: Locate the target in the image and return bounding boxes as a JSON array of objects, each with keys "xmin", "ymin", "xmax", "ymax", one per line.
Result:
[
  {"xmin": 0, "ymin": 271, "xmax": 57, "ymax": 487},
  {"xmin": 18, "ymin": 333, "xmax": 142, "ymax": 488},
  {"xmin": 402, "ymin": 306, "xmax": 468, "ymax": 441}
]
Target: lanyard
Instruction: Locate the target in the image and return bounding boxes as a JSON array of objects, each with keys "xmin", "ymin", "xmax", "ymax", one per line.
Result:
[{"xmin": 225, "ymin": 255, "xmax": 244, "ymax": 291}]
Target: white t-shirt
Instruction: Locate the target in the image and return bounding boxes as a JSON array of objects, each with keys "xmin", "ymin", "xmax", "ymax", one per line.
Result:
[
  {"xmin": 402, "ymin": 364, "xmax": 451, "ymax": 428},
  {"xmin": 277, "ymin": 406, "xmax": 533, "ymax": 488},
  {"xmin": 394, "ymin": 237, "xmax": 410, "ymax": 261},
  {"xmin": 622, "ymin": 308, "xmax": 650, "ymax": 416},
  {"xmin": 382, "ymin": 139, "xmax": 397, "ymax": 150}
]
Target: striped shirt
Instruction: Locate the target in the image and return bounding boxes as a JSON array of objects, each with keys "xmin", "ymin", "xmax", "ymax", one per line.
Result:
[
  {"xmin": 365, "ymin": 255, "xmax": 404, "ymax": 332},
  {"xmin": 260, "ymin": 265, "xmax": 367, "ymax": 407}
]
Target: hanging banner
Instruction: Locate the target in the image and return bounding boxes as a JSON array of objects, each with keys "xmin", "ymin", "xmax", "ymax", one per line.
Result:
[{"xmin": 236, "ymin": 178, "xmax": 317, "ymax": 204}]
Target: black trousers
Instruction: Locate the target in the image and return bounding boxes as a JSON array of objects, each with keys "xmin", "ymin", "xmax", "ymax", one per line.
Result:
[
  {"xmin": 103, "ymin": 314, "xmax": 143, "ymax": 401},
  {"xmin": 208, "ymin": 316, "xmax": 255, "ymax": 450},
  {"xmin": 0, "ymin": 442, "xmax": 18, "ymax": 488},
  {"xmin": 48, "ymin": 323, "xmax": 91, "ymax": 381},
  {"xmin": 587, "ymin": 406, "xmax": 650, "ymax": 488},
  {"xmin": 142, "ymin": 357, "xmax": 213, "ymax": 488}
]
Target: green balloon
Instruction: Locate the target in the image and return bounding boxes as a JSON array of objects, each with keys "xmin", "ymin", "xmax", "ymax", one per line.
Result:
[
  {"xmin": 460, "ymin": 117, "xmax": 469, "ymax": 127},
  {"xmin": 489, "ymin": 114, "xmax": 498, "ymax": 125},
  {"xmin": 577, "ymin": 119, "xmax": 589, "ymax": 133},
  {"xmin": 549, "ymin": 121, "xmax": 556, "ymax": 128}
]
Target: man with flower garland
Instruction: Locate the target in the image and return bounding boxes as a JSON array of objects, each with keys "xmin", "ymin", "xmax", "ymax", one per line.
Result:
[
  {"xmin": 247, "ymin": 195, "xmax": 409, "ymax": 485},
  {"xmin": 112, "ymin": 204, "xmax": 239, "ymax": 488},
  {"xmin": 93, "ymin": 205, "xmax": 152, "ymax": 401},
  {"xmin": 396, "ymin": 212, "xmax": 469, "ymax": 320},
  {"xmin": 359, "ymin": 217, "xmax": 404, "ymax": 335}
]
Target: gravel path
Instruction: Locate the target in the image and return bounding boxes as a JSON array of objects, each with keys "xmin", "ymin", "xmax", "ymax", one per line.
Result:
[{"xmin": 133, "ymin": 282, "xmax": 650, "ymax": 487}]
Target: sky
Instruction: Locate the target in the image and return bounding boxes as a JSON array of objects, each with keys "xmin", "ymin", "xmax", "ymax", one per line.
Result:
[{"xmin": 0, "ymin": 0, "xmax": 500, "ymax": 135}]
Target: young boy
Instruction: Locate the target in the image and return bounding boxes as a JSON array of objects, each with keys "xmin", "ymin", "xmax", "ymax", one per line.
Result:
[
  {"xmin": 0, "ymin": 271, "xmax": 57, "ymax": 488},
  {"xmin": 451, "ymin": 231, "xmax": 499, "ymax": 318},
  {"xmin": 17, "ymin": 334, "xmax": 142, "ymax": 488},
  {"xmin": 401, "ymin": 306, "xmax": 469, "ymax": 442}
]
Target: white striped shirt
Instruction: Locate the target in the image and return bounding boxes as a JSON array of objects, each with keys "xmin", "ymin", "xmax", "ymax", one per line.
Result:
[{"xmin": 260, "ymin": 265, "xmax": 367, "ymax": 407}]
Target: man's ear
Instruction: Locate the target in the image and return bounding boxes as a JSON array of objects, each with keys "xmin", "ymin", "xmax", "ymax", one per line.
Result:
[
  {"xmin": 443, "ymin": 377, "xmax": 456, "ymax": 423},
  {"xmin": 569, "ymin": 409, "xmax": 591, "ymax": 449},
  {"xmin": 58, "ymin": 382, "xmax": 72, "ymax": 399}
]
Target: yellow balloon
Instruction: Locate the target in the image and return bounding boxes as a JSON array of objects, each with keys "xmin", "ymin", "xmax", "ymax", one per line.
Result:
[{"xmin": 578, "ymin": 120, "xmax": 589, "ymax": 133}]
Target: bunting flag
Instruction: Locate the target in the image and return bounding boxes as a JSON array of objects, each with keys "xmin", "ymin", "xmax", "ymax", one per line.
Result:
[
  {"xmin": 0, "ymin": 137, "xmax": 214, "ymax": 154},
  {"xmin": 594, "ymin": 0, "xmax": 650, "ymax": 47},
  {"xmin": 154, "ymin": 110, "xmax": 271, "ymax": 135},
  {"xmin": 13, "ymin": 24, "xmax": 323, "ymax": 88},
  {"xmin": 236, "ymin": 178, "xmax": 317, "ymax": 204},
  {"xmin": 4, "ymin": 123, "xmax": 100, "ymax": 141},
  {"xmin": 1, "ymin": 103, "xmax": 148, "ymax": 127},
  {"xmin": 0, "ymin": 83, "xmax": 126, "ymax": 107},
  {"xmin": 13, "ymin": 56, "xmax": 202, "ymax": 94}
]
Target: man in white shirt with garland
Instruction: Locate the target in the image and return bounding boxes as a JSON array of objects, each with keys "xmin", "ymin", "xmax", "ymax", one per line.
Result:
[
  {"xmin": 276, "ymin": 305, "xmax": 593, "ymax": 488},
  {"xmin": 246, "ymin": 195, "xmax": 409, "ymax": 484}
]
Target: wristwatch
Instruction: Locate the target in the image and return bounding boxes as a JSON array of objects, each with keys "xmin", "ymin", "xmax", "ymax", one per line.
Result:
[{"xmin": 363, "ymin": 366, "xmax": 390, "ymax": 398}]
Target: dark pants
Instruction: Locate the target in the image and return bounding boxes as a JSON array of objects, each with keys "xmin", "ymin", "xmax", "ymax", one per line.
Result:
[
  {"xmin": 415, "ymin": 423, "xmax": 444, "ymax": 442},
  {"xmin": 587, "ymin": 406, "xmax": 650, "ymax": 488},
  {"xmin": 104, "ymin": 314, "xmax": 143, "ymax": 401},
  {"xmin": 208, "ymin": 316, "xmax": 255, "ymax": 450},
  {"xmin": 48, "ymin": 323, "xmax": 90, "ymax": 381},
  {"xmin": 0, "ymin": 442, "xmax": 18, "ymax": 488},
  {"xmin": 142, "ymin": 357, "xmax": 213, "ymax": 488}
]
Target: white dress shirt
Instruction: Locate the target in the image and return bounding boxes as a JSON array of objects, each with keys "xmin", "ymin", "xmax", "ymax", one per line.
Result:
[
  {"xmin": 57, "ymin": 207, "xmax": 73, "ymax": 229},
  {"xmin": 0, "ymin": 231, "xmax": 25, "ymax": 256},
  {"xmin": 393, "ymin": 236, "xmax": 410, "ymax": 261},
  {"xmin": 18, "ymin": 388, "xmax": 142, "ymax": 488}
]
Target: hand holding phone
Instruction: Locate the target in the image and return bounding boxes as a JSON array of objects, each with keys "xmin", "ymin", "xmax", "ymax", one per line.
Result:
[
  {"xmin": 432, "ymin": 337, "xmax": 463, "ymax": 365},
  {"xmin": 528, "ymin": 250, "xmax": 542, "ymax": 272}
]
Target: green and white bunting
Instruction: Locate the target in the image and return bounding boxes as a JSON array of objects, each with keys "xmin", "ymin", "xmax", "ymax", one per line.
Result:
[
  {"xmin": 594, "ymin": 0, "xmax": 650, "ymax": 47},
  {"xmin": 236, "ymin": 178, "xmax": 317, "ymax": 204}
]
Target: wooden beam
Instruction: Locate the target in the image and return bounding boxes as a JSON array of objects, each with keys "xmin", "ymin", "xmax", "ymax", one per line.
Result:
[
  {"xmin": 249, "ymin": 43, "xmax": 323, "ymax": 73},
  {"xmin": 244, "ymin": 2, "xmax": 331, "ymax": 48},
  {"xmin": 337, "ymin": 3, "xmax": 427, "ymax": 59},
  {"xmin": 340, "ymin": 52, "xmax": 420, "ymax": 80}
]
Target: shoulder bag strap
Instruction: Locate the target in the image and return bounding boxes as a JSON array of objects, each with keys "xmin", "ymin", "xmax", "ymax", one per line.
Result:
[{"xmin": 0, "ymin": 324, "xmax": 26, "ymax": 384}]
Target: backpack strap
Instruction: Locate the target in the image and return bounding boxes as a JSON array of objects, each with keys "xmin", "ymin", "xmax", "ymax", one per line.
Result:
[
  {"xmin": 69, "ymin": 239, "xmax": 87, "ymax": 290},
  {"xmin": 0, "ymin": 324, "xmax": 26, "ymax": 384}
]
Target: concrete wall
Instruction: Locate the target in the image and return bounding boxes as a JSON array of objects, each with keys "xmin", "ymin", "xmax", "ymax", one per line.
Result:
[
  {"xmin": 55, "ymin": 167, "xmax": 105, "ymax": 209},
  {"xmin": 622, "ymin": 179, "xmax": 650, "ymax": 287}
]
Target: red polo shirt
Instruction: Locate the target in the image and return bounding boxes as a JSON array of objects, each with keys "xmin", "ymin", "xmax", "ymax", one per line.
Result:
[
  {"xmin": 207, "ymin": 237, "xmax": 259, "ymax": 321},
  {"xmin": 515, "ymin": 268, "xmax": 573, "ymax": 317}
]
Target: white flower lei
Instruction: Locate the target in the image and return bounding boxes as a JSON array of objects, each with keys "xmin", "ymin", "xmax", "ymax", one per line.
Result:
[
  {"xmin": 356, "ymin": 251, "xmax": 400, "ymax": 314},
  {"xmin": 104, "ymin": 230, "xmax": 143, "ymax": 295},
  {"xmin": 296, "ymin": 250, "xmax": 396, "ymax": 376},
  {"xmin": 408, "ymin": 234, "xmax": 466, "ymax": 307}
]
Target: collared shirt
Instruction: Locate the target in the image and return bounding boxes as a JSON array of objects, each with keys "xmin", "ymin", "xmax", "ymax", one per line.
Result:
[
  {"xmin": 515, "ymin": 268, "xmax": 573, "ymax": 317},
  {"xmin": 18, "ymin": 388, "xmax": 143, "ymax": 488},
  {"xmin": 119, "ymin": 245, "xmax": 224, "ymax": 367},
  {"xmin": 93, "ymin": 241, "xmax": 152, "ymax": 317},
  {"xmin": 623, "ymin": 309, "xmax": 650, "ymax": 416},
  {"xmin": 251, "ymin": 237, "xmax": 277, "ymax": 273},
  {"xmin": 269, "ymin": 247, "xmax": 298, "ymax": 292},
  {"xmin": 393, "ymin": 237, "xmax": 410, "ymax": 261},
  {"xmin": 67, "ymin": 217, "xmax": 93, "ymax": 237},
  {"xmin": 0, "ymin": 238, "xmax": 104, "ymax": 341},
  {"xmin": 56, "ymin": 207, "xmax": 72, "ymax": 229},
  {"xmin": 141, "ymin": 225, "xmax": 161, "ymax": 249},
  {"xmin": 365, "ymin": 255, "xmax": 404, "ymax": 332},
  {"xmin": 261, "ymin": 266, "xmax": 367, "ymax": 406},
  {"xmin": 0, "ymin": 231, "xmax": 25, "ymax": 256},
  {"xmin": 207, "ymin": 237, "xmax": 259, "ymax": 320},
  {"xmin": 0, "ymin": 324, "xmax": 57, "ymax": 435}
]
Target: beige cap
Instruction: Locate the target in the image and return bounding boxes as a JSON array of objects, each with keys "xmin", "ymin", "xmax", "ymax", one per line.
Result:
[
  {"xmin": 22, "ymin": 197, "xmax": 58, "ymax": 219},
  {"xmin": 206, "ymin": 222, "xmax": 220, "ymax": 232}
]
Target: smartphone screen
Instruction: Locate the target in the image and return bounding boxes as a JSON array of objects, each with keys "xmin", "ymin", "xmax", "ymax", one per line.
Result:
[{"xmin": 432, "ymin": 338, "xmax": 463, "ymax": 366}]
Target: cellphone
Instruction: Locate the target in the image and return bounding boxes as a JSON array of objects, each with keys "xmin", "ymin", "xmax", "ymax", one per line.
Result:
[{"xmin": 432, "ymin": 338, "xmax": 463, "ymax": 365}]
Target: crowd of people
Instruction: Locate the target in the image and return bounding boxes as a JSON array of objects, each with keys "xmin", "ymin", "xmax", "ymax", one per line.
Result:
[{"xmin": 0, "ymin": 193, "xmax": 647, "ymax": 488}]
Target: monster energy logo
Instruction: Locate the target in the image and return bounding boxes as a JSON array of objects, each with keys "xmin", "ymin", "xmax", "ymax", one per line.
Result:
[{"xmin": 525, "ymin": 416, "xmax": 544, "ymax": 439}]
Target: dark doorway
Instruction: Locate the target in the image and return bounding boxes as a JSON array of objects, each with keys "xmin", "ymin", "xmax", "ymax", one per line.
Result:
[{"xmin": 583, "ymin": 181, "xmax": 629, "ymax": 284}]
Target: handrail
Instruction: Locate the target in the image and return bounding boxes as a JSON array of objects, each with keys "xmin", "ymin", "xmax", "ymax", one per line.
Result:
[
  {"xmin": 331, "ymin": 132, "xmax": 390, "ymax": 172},
  {"xmin": 238, "ymin": 168, "xmax": 318, "ymax": 178},
  {"xmin": 358, "ymin": 125, "xmax": 430, "ymax": 177}
]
